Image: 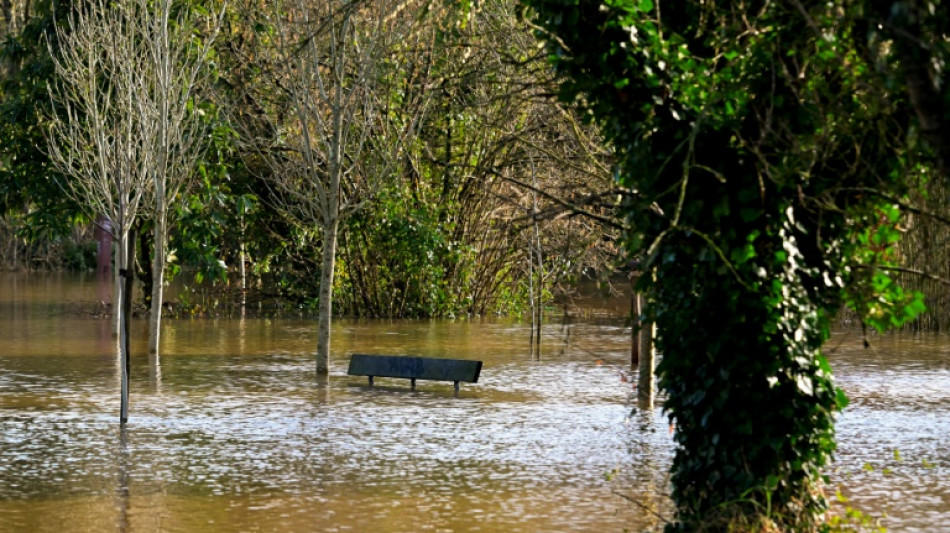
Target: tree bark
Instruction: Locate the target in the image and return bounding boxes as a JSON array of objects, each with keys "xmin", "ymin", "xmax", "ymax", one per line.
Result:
[
  {"xmin": 240, "ymin": 216, "xmax": 247, "ymax": 312},
  {"xmin": 637, "ymin": 297, "xmax": 655, "ymax": 410},
  {"xmin": 528, "ymin": 227, "xmax": 537, "ymax": 357},
  {"xmin": 532, "ymin": 208, "xmax": 543, "ymax": 357},
  {"xmin": 316, "ymin": 216, "xmax": 340, "ymax": 375},
  {"xmin": 113, "ymin": 241, "xmax": 122, "ymax": 336},
  {"xmin": 149, "ymin": 206, "xmax": 166, "ymax": 354}
]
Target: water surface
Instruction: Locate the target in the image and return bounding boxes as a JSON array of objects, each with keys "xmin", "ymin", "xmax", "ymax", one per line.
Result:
[
  {"xmin": 1, "ymin": 273, "xmax": 949, "ymax": 532},
  {"xmin": 0, "ymin": 273, "xmax": 671, "ymax": 532}
]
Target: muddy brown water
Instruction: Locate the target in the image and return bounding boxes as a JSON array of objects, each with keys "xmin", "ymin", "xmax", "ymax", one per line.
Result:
[{"xmin": 0, "ymin": 273, "xmax": 948, "ymax": 532}]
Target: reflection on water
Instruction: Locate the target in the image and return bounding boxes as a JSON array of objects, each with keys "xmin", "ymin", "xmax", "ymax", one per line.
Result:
[{"xmin": 1, "ymin": 273, "xmax": 949, "ymax": 532}]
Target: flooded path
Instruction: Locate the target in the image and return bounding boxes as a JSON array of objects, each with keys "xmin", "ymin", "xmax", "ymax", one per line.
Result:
[{"xmin": 0, "ymin": 273, "xmax": 948, "ymax": 532}]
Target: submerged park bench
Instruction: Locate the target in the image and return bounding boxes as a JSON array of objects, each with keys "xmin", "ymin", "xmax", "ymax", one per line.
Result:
[{"xmin": 347, "ymin": 354, "xmax": 482, "ymax": 394}]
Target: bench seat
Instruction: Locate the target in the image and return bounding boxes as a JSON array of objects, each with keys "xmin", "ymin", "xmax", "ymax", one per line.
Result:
[{"xmin": 347, "ymin": 353, "xmax": 482, "ymax": 394}]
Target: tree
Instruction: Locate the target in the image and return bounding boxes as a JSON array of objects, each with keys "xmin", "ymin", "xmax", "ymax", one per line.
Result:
[
  {"xmin": 46, "ymin": 0, "xmax": 222, "ymax": 419},
  {"xmin": 46, "ymin": 0, "xmax": 153, "ymax": 422},
  {"xmin": 251, "ymin": 0, "xmax": 425, "ymax": 374},
  {"xmin": 1, "ymin": 0, "xmax": 85, "ymax": 270},
  {"xmin": 1, "ymin": 0, "xmax": 30, "ymax": 79},
  {"xmin": 190, "ymin": 0, "xmax": 617, "ymax": 321},
  {"xmin": 866, "ymin": 1, "xmax": 950, "ymax": 331},
  {"xmin": 336, "ymin": 0, "xmax": 620, "ymax": 320},
  {"xmin": 527, "ymin": 1, "xmax": 929, "ymax": 530},
  {"xmin": 138, "ymin": 0, "xmax": 224, "ymax": 355}
]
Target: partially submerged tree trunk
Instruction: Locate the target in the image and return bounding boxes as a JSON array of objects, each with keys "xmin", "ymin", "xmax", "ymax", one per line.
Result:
[
  {"xmin": 143, "ymin": 0, "xmax": 223, "ymax": 355},
  {"xmin": 634, "ymin": 270, "xmax": 655, "ymax": 409},
  {"xmin": 316, "ymin": 216, "xmax": 339, "ymax": 374},
  {"xmin": 531, "ymin": 192, "xmax": 543, "ymax": 359},
  {"xmin": 47, "ymin": 0, "xmax": 153, "ymax": 422},
  {"xmin": 148, "ymin": 207, "xmax": 166, "ymax": 354},
  {"xmin": 255, "ymin": 0, "xmax": 425, "ymax": 375},
  {"xmin": 637, "ymin": 313, "xmax": 655, "ymax": 410},
  {"xmin": 528, "ymin": 203, "xmax": 542, "ymax": 359},
  {"xmin": 239, "ymin": 205, "xmax": 248, "ymax": 312},
  {"xmin": 113, "ymin": 245, "xmax": 122, "ymax": 336},
  {"xmin": 527, "ymin": 2, "xmax": 915, "ymax": 529}
]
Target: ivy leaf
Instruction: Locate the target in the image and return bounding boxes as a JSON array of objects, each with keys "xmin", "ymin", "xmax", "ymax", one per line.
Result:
[{"xmin": 835, "ymin": 388, "xmax": 850, "ymax": 410}]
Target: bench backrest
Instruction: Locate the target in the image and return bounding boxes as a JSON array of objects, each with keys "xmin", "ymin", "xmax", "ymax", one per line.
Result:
[{"xmin": 347, "ymin": 354, "xmax": 482, "ymax": 383}]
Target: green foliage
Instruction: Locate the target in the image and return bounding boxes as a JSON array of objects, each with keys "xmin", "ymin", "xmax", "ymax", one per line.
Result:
[
  {"xmin": 337, "ymin": 184, "xmax": 489, "ymax": 317},
  {"xmin": 172, "ymin": 172, "xmax": 266, "ymax": 287},
  {"xmin": 61, "ymin": 238, "xmax": 96, "ymax": 270},
  {"xmin": 526, "ymin": 0, "xmax": 927, "ymax": 530},
  {"xmin": 0, "ymin": 0, "xmax": 82, "ymax": 239},
  {"xmin": 3, "ymin": 0, "xmax": 608, "ymax": 321},
  {"xmin": 174, "ymin": 176, "xmax": 231, "ymax": 285},
  {"xmin": 169, "ymin": 101, "xmax": 256, "ymax": 288},
  {"xmin": 846, "ymin": 206, "xmax": 926, "ymax": 332}
]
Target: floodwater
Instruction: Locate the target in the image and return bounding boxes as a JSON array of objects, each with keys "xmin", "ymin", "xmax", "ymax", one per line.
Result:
[{"xmin": 0, "ymin": 273, "xmax": 948, "ymax": 532}]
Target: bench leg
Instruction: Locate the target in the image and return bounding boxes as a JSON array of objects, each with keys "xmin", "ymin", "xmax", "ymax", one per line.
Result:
[
  {"xmin": 411, "ymin": 378, "xmax": 416, "ymax": 391},
  {"xmin": 368, "ymin": 376, "xmax": 374, "ymax": 388}
]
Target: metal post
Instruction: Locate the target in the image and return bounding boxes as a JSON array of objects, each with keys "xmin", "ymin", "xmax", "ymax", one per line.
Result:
[
  {"xmin": 120, "ymin": 229, "xmax": 135, "ymax": 425},
  {"xmin": 631, "ymin": 290, "xmax": 641, "ymax": 369}
]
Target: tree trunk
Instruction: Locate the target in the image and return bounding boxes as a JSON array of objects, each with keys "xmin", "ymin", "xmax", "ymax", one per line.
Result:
[
  {"xmin": 637, "ymin": 301, "xmax": 655, "ymax": 409},
  {"xmin": 151, "ymin": 5, "xmax": 169, "ymax": 355},
  {"xmin": 11, "ymin": 220, "xmax": 16, "ymax": 269},
  {"xmin": 528, "ymin": 233, "xmax": 536, "ymax": 356},
  {"xmin": 532, "ymin": 218, "xmax": 543, "ymax": 357},
  {"xmin": 149, "ymin": 207, "xmax": 166, "ymax": 355},
  {"xmin": 529, "ymin": 176, "xmax": 543, "ymax": 359},
  {"xmin": 316, "ymin": 217, "xmax": 340, "ymax": 375},
  {"xmin": 631, "ymin": 288, "xmax": 640, "ymax": 368},
  {"xmin": 113, "ymin": 241, "xmax": 122, "ymax": 336},
  {"xmin": 240, "ymin": 220, "xmax": 247, "ymax": 312}
]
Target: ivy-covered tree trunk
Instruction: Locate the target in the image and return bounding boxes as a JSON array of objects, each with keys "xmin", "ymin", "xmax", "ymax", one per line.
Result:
[
  {"xmin": 527, "ymin": 1, "xmax": 925, "ymax": 530},
  {"xmin": 647, "ymin": 152, "xmax": 844, "ymax": 529}
]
